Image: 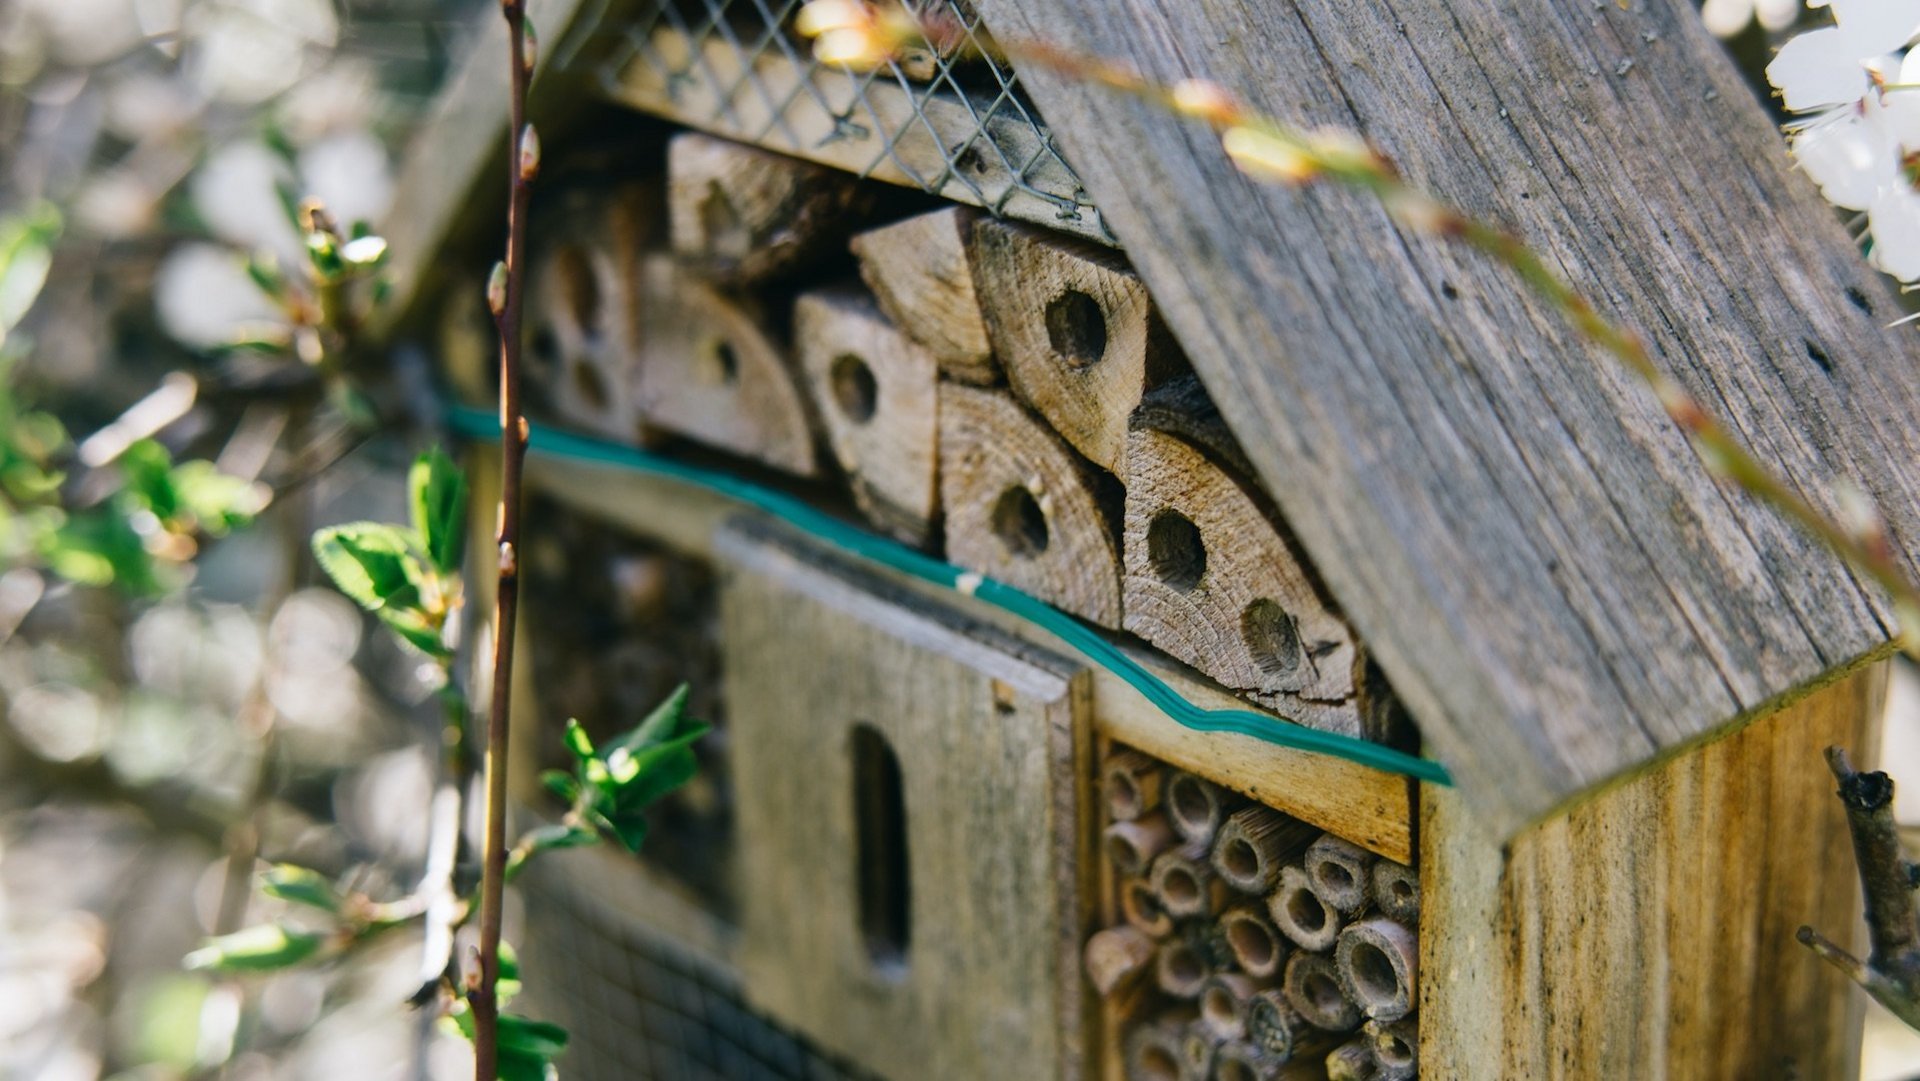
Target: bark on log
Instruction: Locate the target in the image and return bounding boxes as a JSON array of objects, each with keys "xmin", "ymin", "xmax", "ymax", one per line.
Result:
[
  {"xmin": 1220, "ymin": 904, "xmax": 1288, "ymax": 980},
  {"xmin": 1086, "ymin": 925, "xmax": 1158, "ymax": 997},
  {"xmin": 1283, "ymin": 951, "xmax": 1360, "ymax": 1032},
  {"xmin": 795, "ymin": 286, "xmax": 939, "ymax": 544},
  {"xmin": 972, "ymin": 217, "xmax": 1177, "ymax": 472},
  {"xmin": 1305, "ymin": 835, "xmax": 1376, "ymax": 917},
  {"xmin": 666, "ymin": 132, "xmax": 872, "ymax": 285},
  {"xmin": 850, "ymin": 206, "xmax": 998, "ymax": 384},
  {"xmin": 1103, "ymin": 747, "xmax": 1165, "ymax": 822},
  {"xmin": 937, "ymin": 383, "xmax": 1122, "ymax": 625},
  {"xmin": 1268, "ymin": 864, "xmax": 1342, "ymax": 953},
  {"xmin": 634, "ymin": 255, "xmax": 819, "ymax": 475},
  {"xmin": 1212, "ymin": 807, "xmax": 1316, "ymax": 895},
  {"xmin": 1335, "ymin": 917, "xmax": 1418, "ymax": 1023},
  {"xmin": 1123, "ymin": 427, "xmax": 1361, "ymax": 725}
]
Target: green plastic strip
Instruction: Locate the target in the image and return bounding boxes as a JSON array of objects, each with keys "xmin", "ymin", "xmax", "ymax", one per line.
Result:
[{"xmin": 447, "ymin": 405, "xmax": 1452, "ymax": 785}]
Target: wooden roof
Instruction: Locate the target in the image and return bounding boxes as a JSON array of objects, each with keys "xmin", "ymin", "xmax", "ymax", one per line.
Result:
[{"xmin": 971, "ymin": 0, "xmax": 1920, "ymax": 833}]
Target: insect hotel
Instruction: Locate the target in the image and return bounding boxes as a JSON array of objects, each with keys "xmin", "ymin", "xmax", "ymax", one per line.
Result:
[{"xmin": 380, "ymin": 0, "xmax": 1920, "ymax": 1077}]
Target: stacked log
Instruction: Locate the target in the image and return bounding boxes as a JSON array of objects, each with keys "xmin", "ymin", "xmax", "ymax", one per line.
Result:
[{"xmin": 1086, "ymin": 743, "xmax": 1421, "ymax": 1080}]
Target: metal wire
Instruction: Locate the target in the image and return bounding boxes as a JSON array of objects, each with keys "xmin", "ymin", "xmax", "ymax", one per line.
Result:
[{"xmin": 595, "ymin": 0, "xmax": 1115, "ymax": 242}]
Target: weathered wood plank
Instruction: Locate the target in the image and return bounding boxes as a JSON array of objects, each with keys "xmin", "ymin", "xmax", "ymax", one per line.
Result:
[
  {"xmin": 718, "ymin": 517, "xmax": 1094, "ymax": 1081},
  {"xmin": 1420, "ymin": 663, "xmax": 1884, "ymax": 1078},
  {"xmin": 973, "ymin": 0, "xmax": 1919, "ymax": 835}
]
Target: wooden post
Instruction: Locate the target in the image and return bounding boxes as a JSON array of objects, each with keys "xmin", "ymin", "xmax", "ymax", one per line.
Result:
[
  {"xmin": 1281, "ymin": 951, "xmax": 1359, "ymax": 1032},
  {"xmin": 1268, "ymin": 865, "xmax": 1342, "ymax": 953},
  {"xmin": 850, "ymin": 207, "xmax": 999, "ymax": 385},
  {"xmin": 1304, "ymin": 836, "xmax": 1376, "ymax": 918},
  {"xmin": 971, "ymin": 217, "xmax": 1176, "ymax": 472},
  {"xmin": 634, "ymin": 255, "xmax": 819, "ymax": 476},
  {"xmin": 666, "ymin": 132, "xmax": 872, "ymax": 285},
  {"xmin": 1211, "ymin": 807, "xmax": 1313, "ymax": 895},
  {"xmin": 1123, "ymin": 427, "xmax": 1361, "ymax": 731},
  {"xmin": 1334, "ymin": 917, "xmax": 1416, "ymax": 1023},
  {"xmin": 794, "ymin": 287, "xmax": 939, "ymax": 544},
  {"xmin": 938, "ymin": 384, "xmax": 1122, "ymax": 626}
]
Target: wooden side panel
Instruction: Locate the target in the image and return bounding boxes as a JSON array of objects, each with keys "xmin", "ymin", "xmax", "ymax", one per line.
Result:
[
  {"xmin": 973, "ymin": 0, "xmax": 1918, "ymax": 837},
  {"xmin": 718, "ymin": 518, "xmax": 1096, "ymax": 1081},
  {"xmin": 1421, "ymin": 664, "xmax": 1885, "ymax": 1079}
]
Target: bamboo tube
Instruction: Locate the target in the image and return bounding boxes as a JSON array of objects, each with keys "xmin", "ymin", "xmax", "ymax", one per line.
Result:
[
  {"xmin": 972, "ymin": 216, "xmax": 1178, "ymax": 472},
  {"xmin": 1370, "ymin": 859, "xmax": 1420, "ymax": 925},
  {"xmin": 1156, "ymin": 933, "xmax": 1211, "ymax": 999},
  {"xmin": 1122, "ymin": 876, "xmax": 1176, "ymax": 939},
  {"xmin": 1199, "ymin": 972, "xmax": 1259, "ymax": 1040},
  {"xmin": 1246, "ymin": 990, "xmax": 1333, "ymax": 1064},
  {"xmin": 1153, "ymin": 844, "xmax": 1232, "ymax": 920},
  {"xmin": 1104, "ymin": 748, "xmax": 1166, "ymax": 822},
  {"xmin": 1282, "ymin": 951, "xmax": 1360, "ymax": 1033},
  {"xmin": 1219, "ymin": 904, "xmax": 1288, "ymax": 979},
  {"xmin": 850, "ymin": 206, "xmax": 998, "ymax": 385},
  {"xmin": 1165, "ymin": 770, "xmax": 1240, "ymax": 848},
  {"xmin": 1126, "ymin": 1014, "xmax": 1190, "ymax": 1081},
  {"xmin": 1122, "ymin": 427, "xmax": 1362, "ymax": 724},
  {"xmin": 938, "ymin": 384, "xmax": 1123, "ymax": 625},
  {"xmin": 1304, "ymin": 835, "xmax": 1376, "ymax": 917},
  {"xmin": 1179, "ymin": 1023, "xmax": 1222, "ymax": 1081},
  {"xmin": 1324, "ymin": 1039, "xmax": 1377, "ymax": 1081},
  {"xmin": 667, "ymin": 132, "xmax": 874, "ymax": 285},
  {"xmin": 1334, "ymin": 917, "xmax": 1418, "ymax": 1023},
  {"xmin": 1211, "ymin": 807, "xmax": 1315, "ymax": 894},
  {"xmin": 634, "ymin": 255, "xmax": 819, "ymax": 476},
  {"xmin": 1106, "ymin": 813, "xmax": 1176, "ymax": 878},
  {"xmin": 1268, "ymin": 864, "xmax": 1343, "ymax": 952},
  {"xmin": 795, "ymin": 287, "xmax": 939, "ymax": 544},
  {"xmin": 1364, "ymin": 1017, "xmax": 1417, "ymax": 1081},
  {"xmin": 1085, "ymin": 925, "xmax": 1157, "ymax": 997}
]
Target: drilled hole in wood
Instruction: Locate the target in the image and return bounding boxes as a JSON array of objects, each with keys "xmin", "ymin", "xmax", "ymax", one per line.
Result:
[
  {"xmin": 1287, "ymin": 889, "xmax": 1327, "ymax": 934},
  {"xmin": 531, "ymin": 324, "xmax": 559, "ymax": 366},
  {"xmin": 571, "ymin": 360, "xmax": 610, "ymax": 412},
  {"xmin": 851, "ymin": 724, "xmax": 910, "ymax": 974},
  {"xmin": 1147, "ymin": 509, "xmax": 1206, "ymax": 590},
  {"xmin": 1045, "ymin": 288, "xmax": 1108, "ymax": 368},
  {"xmin": 830, "ymin": 353, "xmax": 878, "ymax": 424},
  {"xmin": 1225, "ymin": 914, "xmax": 1278, "ymax": 971},
  {"xmin": 700, "ymin": 339, "xmax": 740, "ymax": 386},
  {"xmin": 991, "ymin": 485, "xmax": 1050, "ymax": 558},
  {"xmin": 1349, "ymin": 940, "xmax": 1400, "ymax": 1002},
  {"xmin": 1241, "ymin": 598, "xmax": 1302, "ymax": 677},
  {"xmin": 1847, "ymin": 285, "xmax": 1873, "ymax": 314},
  {"xmin": 1805, "ymin": 339, "xmax": 1835, "ymax": 375},
  {"xmin": 551, "ymin": 244, "xmax": 601, "ymax": 332}
]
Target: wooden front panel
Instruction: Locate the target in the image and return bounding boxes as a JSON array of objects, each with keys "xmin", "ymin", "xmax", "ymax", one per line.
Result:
[{"xmin": 717, "ymin": 518, "xmax": 1095, "ymax": 1081}]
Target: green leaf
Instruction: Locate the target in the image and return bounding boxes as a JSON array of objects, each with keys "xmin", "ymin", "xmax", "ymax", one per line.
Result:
[
  {"xmin": 560, "ymin": 719, "xmax": 596, "ymax": 766},
  {"xmin": 612, "ymin": 684, "xmax": 693, "ymax": 758},
  {"xmin": 497, "ymin": 940, "xmax": 522, "ymax": 1004},
  {"xmin": 377, "ymin": 604, "xmax": 452, "ymax": 659},
  {"xmin": 117, "ymin": 439, "xmax": 179, "ymax": 520},
  {"xmin": 408, "ymin": 447, "xmax": 467, "ymax": 574},
  {"xmin": 0, "ymin": 202, "xmax": 61, "ymax": 343},
  {"xmin": 311, "ymin": 521, "xmax": 426, "ymax": 614},
  {"xmin": 184, "ymin": 924, "xmax": 325, "ymax": 972},
  {"xmin": 603, "ymin": 813, "xmax": 649, "ymax": 856},
  {"xmin": 168, "ymin": 460, "xmax": 267, "ymax": 536},
  {"xmin": 259, "ymin": 865, "xmax": 340, "ymax": 913},
  {"xmin": 495, "ymin": 1049, "xmax": 558, "ymax": 1081},
  {"xmin": 497, "ymin": 1014, "xmax": 570, "ymax": 1058},
  {"xmin": 540, "ymin": 770, "xmax": 579, "ymax": 805}
]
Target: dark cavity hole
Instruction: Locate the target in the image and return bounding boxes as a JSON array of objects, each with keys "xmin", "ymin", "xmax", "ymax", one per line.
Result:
[
  {"xmin": 1320, "ymin": 863, "xmax": 1355, "ymax": 893},
  {"xmin": 1227, "ymin": 916, "xmax": 1276, "ymax": 969},
  {"xmin": 830, "ymin": 353, "xmax": 878, "ymax": 424},
  {"xmin": 1846, "ymin": 286, "xmax": 1873, "ymax": 315},
  {"xmin": 851, "ymin": 724, "xmax": 911, "ymax": 973},
  {"xmin": 1392, "ymin": 879, "xmax": 1415, "ymax": 903},
  {"xmin": 700, "ymin": 182, "xmax": 750, "ymax": 261},
  {"xmin": 530, "ymin": 324, "xmax": 559, "ymax": 365},
  {"xmin": 1044, "ymin": 288, "xmax": 1108, "ymax": 369},
  {"xmin": 1203, "ymin": 986, "xmax": 1238, "ymax": 1028},
  {"xmin": 1305, "ymin": 972, "xmax": 1344, "ymax": 1014},
  {"xmin": 1146, "ymin": 509, "xmax": 1206, "ymax": 591},
  {"xmin": 1218, "ymin": 1060, "xmax": 1254, "ymax": 1081},
  {"xmin": 1223, "ymin": 838, "xmax": 1260, "ymax": 881},
  {"xmin": 1288, "ymin": 889, "xmax": 1327, "ymax": 933},
  {"xmin": 991, "ymin": 486, "xmax": 1049, "ymax": 558},
  {"xmin": 703, "ymin": 339, "xmax": 739, "ymax": 386},
  {"xmin": 571, "ymin": 360, "xmax": 610, "ymax": 412},
  {"xmin": 1105, "ymin": 772, "xmax": 1142, "ymax": 820},
  {"xmin": 1379, "ymin": 1034, "xmax": 1414, "ymax": 1068},
  {"xmin": 1166, "ymin": 944, "xmax": 1204, "ymax": 984},
  {"xmin": 953, "ymin": 143, "xmax": 988, "ymax": 176},
  {"xmin": 1805, "ymin": 339, "xmax": 1835, "ymax": 376},
  {"xmin": 1168, "ymin": 775, "xmax": 1213, "ymax": 834},
  {"xmin": 1440, "ymin": 281, "xmax": 1459, "ymax": 300},
  {"xmin": 1163, "ymin": 867, "xmax": 1200, "ymax": 907},
  {"xmin": 1241, "ymin": 598, "xmax": 1302, "ymax": 677},
  {"xmin": 551, "ymin": 244, "xmax": 601, "ymax": 332},
  {"xmin": 1106, "ymin": 832, "xmax": 1144, "ymax": 873},
  {"xmin": 1350, "ymin": 940, "xmax": 1401, "ymax": 1002},
  {"xmin": 1140, "ymin": 1046, "xmax": 1179, "ymax": 1081}
]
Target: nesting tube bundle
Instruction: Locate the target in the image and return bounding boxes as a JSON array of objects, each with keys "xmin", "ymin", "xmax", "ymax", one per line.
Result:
[{"xmin": 1083, "ymin": 744, "xmax": 1424, "ymax": 1079}]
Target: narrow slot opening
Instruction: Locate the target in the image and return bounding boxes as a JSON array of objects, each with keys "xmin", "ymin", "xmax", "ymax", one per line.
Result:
[{"xmin": 851, "ymin": 724, "xmax": 910, "ymax": 973}]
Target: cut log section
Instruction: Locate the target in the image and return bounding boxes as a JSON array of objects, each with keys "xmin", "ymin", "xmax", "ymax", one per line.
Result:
[
  {"xmin": 635, "ymin": 255, "xmax": 819, "ymax": 476},
  {"xmin": 850, "ymin": 207, "xmax": 998, "ymax": 384},
  {"xmin": 1102, "ymin": 748, "xmax": 1165, "ymax": 822},
  {"xmin": 1370, "ymin": 859, "xmax": 1420, "ymax": 925},
  {"xmin": 794, "ymin": 287, "xmax": 939, "ymax": 544},
  {"xmin": 1211, "ymin": 807, "xmax": 1314, "ymax": 895},
  {"xmin": 972, "ymin": 217, "xmax": 1176, "ymax": 472},
  {"xmin": 1334, "ymin": 918, "xmax": 1417, "ymax": 1023},
  {"xmin": 1219, "ymin": 905, "xmax": 1288, "ymax": 980},
  {"xmin": 1282, "ymin": 951, "xmax": 1360, "ymax": 1033},
  {"xmin": 1085, "ymin": 925, "xmax": 1157, "ymax": 997},
  {"xmin": 666, "ymin": 132, "xmax": 873, "ymax": 285},
  {"xmin": 938, "ymin": 384, "xmax": 1122, "ymax": 626},
  {"xmin": 1123, "ymin": 427, "xmax": 1360, "ymax": 724},
  {"xmin": 1269, "ymin": 865, "xmax": 1342, "ymax": 953},
  {"xmin": 528, "ymin": 185, "xmax": 652, "ymax": 443},
  {"xmin": 1304, "ymin": 835, "xmax": 1376, "ymax": 917}
]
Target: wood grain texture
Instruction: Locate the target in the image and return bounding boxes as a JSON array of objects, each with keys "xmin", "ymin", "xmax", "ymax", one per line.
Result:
[
  {"xmin": 973, "ymin": 0, "xmax": 1920, "ymax": 836},
  {"xmin": 795, "ymin": 287, "xmax": 941, "ymax": 545},
  {"xmin": 1420, "ymin": 663, "xmax": 1885, "ymax": 1079},
  {"xmin": 939, "ymin": 383, "xmax": 1123, "ymax": 626},
  {"xmin": 529, "ymin": 185, "xmax": 652, "ymax": 444},
  {"xmin": 1123, "ymin": 427, "xmax": 1361, "ymax": 729},
  {"xmin": 633, "ymin": 255, "xmax": 820, "ymax": 476},
  {"xmin": 667, "ymin": 133, "xmax": 874, "ymax": 286},
  {"xmin": 717, "ymin": 517, "xmax": 1095, "ymax": 1081},
  {"xmin": 851, "ymin": 207, "xmax": 1000, "ymax": 385},
  {"xmin": 973, "ymin": 218, "xmax": 1176, "ymax": 473}
]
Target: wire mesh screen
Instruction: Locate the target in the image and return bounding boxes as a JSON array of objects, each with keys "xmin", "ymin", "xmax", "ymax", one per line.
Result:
[
  {"xmin": 521, "ymin": 864, "xmax": 879, "ymax": 1081},
  {"xmin": 594, "ymin": 0, "xmax": 1116, "ymax": 244}
]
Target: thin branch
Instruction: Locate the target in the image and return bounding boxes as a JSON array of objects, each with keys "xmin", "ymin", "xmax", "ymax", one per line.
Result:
[{"xmin": 472, "ymin": 3, "xmax": 538, "ymax": 1075}]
